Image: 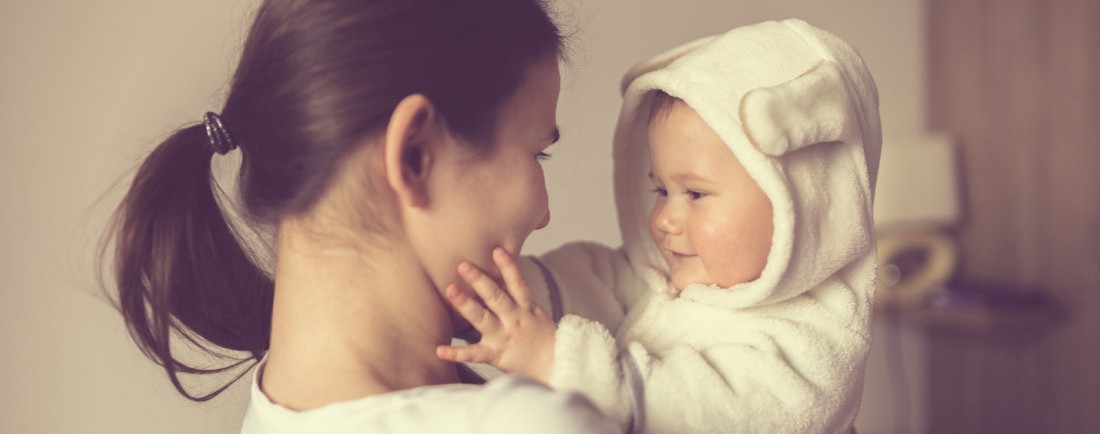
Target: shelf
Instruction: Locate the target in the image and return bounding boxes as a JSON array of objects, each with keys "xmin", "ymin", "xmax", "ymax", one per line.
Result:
[
  {"xmin": 877, "ymin": 281, "xmax": 1065, "ymax": 333},
  {"xmin": 894, "ymin": 303, "xmax": 1063, "ymax": 333}
]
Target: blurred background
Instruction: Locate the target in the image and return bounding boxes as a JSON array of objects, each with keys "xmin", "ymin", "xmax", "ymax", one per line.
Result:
[{"xmin": 1, "ymin": 1, "xmax": 1096, "ymax": 433}]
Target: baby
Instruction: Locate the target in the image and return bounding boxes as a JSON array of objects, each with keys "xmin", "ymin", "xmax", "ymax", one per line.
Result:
[{"xmin": 438, "ymin": 19, "xmax": 882, "ymax": 434}]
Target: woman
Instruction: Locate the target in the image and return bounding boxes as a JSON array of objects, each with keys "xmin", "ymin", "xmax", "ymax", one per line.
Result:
[{"xmin": 104, "ymin": 0, "xmax": 616, "ymax": 432}]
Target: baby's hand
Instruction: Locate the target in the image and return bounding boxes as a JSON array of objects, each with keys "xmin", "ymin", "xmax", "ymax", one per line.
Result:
[{"xmin": 436, "ymin": 247, "xmax": 556, "ymax": 383}]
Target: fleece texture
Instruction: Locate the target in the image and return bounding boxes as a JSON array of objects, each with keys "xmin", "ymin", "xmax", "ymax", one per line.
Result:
[{"xmin": 519, "ymin": 19, "xmax": 882, "ymax": 434}]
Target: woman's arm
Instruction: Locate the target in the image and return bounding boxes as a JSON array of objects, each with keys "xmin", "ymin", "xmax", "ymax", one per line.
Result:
[{"xmin": 477, "ymin": 376, "xmax": 621, "ymax": 434}]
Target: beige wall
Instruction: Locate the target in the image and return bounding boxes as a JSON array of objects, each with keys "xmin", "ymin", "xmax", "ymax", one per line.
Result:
[
  {"xmin": 0, "ymin": 1, "xmax": 925, "ymax": 433},
  {"xmin": 0, "ymin": 2, "xmax": 261, "ymax": 433}
]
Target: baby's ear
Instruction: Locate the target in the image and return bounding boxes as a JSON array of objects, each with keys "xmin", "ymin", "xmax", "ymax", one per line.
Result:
[{"xmin": 739, "ymin": 59, "xmax": 859, "ymax": 156}]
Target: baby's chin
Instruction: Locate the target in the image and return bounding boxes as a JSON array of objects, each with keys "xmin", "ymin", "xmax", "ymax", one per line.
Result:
[
  {"xmin": 668, "ymin": 268, "xmax": 708, "ymax": 292},
  {"xmin": 662, "ymin": 253, "xmax": 748, "ymax": 290},
  {"xmin": 667, "ymin": 265, "xmax": 750, "ymax": 291},
  {"xmin": 663, "ymin": 258, "xmax": 692, "ymax": 291}
]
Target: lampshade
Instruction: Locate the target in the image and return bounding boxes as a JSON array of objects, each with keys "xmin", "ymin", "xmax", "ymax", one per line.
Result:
[
  {"xmin": 873, "ymin": 132, "xmax": 962, "ymax": 230},
  {"xmin": 873, "ymin": 132, "xmax": 963, "ymax": 308}
]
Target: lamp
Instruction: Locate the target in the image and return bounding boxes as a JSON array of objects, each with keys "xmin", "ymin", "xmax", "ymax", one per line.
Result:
[{"xmin": 873, "ymin": 132, "xmax": 962, "ymax": 309}]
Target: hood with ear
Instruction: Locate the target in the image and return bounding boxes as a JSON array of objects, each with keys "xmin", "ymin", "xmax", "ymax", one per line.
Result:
[{"xmin": 613, "ymin": 19, "xmax": 882, "ymax": 308}]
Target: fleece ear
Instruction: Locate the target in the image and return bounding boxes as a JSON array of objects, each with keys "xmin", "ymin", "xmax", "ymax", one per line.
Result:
[{"xmin": 739, "ymin": 60, "xmax": 859, "ymax": 156}]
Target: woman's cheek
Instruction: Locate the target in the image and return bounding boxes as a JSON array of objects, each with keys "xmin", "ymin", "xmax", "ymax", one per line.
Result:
[{"xmin": 529, "ymin": 166, "xmax": 550, "ymax": 228}]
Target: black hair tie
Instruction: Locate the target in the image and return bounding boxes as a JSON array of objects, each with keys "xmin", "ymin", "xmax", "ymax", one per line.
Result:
[{"xmin": 203, "ymin": 111, "xmax": 238, "ymax": 155}]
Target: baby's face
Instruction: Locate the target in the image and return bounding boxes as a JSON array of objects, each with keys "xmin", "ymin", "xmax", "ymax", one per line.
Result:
[{"xmin": 647, "ymin": 100, "xmax": 773, "ymax": 290}]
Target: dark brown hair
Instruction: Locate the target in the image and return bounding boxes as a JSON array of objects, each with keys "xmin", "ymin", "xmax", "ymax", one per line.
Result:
[
  {"xmin": 103, "ymin": 0, "xmax": 563, "ymax": 401},
  {"xmin": 649, "ymin": 90, "xmax": 681, "ymax": 124}
]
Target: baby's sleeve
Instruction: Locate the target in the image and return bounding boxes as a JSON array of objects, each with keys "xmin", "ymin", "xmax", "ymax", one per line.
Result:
[
  {"xmin": 545, "ymin": 314, "xmax": 636, "ymax": 429},
  {"xmin": 519, "ymin": 241, "xmax": 643, "ymax": 331},
  {"xmin": 516, "ymin": 242, "xmax": 648, "ymax": 430}
]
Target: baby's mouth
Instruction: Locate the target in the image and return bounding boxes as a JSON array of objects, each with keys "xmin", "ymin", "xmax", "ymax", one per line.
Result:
[
  {"xmin": 663, "ymin": 247, "xmax": 695, "ymax": 259},
  {"xmin": 673, "ymin": 253, "xmax": 698, "ymax": 263}
]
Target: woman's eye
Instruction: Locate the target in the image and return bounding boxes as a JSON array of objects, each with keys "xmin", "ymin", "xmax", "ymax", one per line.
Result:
[
  {"xmin": 536, "ymin": 151, "xmax": 553, "ymax": 161},
  {"xmin": 651, "ymin": 187, "xmax": 668, "ymax": 197},
  {"xmin": 687, "ymin": 190, "xmax": 706, "ymax": 200}
]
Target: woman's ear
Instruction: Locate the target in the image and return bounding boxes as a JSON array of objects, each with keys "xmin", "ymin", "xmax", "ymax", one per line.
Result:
[{"xmin": 383, "ymin": 94, "xmax": 442, "ymax": 208}]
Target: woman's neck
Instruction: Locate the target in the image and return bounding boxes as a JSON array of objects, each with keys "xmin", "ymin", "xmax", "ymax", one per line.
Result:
[{"xmin": 262, "ymin": 220, "xmax": 461, "ymax": 411}]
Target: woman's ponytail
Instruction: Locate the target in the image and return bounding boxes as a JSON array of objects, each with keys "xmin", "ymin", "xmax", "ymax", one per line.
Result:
[{"xmin": 106, "ymin": 123, "xmax": 273, "ymax": 401}]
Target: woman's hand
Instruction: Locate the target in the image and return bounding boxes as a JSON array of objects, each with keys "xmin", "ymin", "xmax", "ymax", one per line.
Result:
[{"xmin": 436, "ymin": 247, "xmax": 556, "ymax": 383}]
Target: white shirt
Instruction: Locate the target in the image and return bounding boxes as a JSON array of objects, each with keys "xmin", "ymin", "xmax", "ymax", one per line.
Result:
[{"xmin": 241, "ymin": 361, "xmax": 619, "ymax": 434}]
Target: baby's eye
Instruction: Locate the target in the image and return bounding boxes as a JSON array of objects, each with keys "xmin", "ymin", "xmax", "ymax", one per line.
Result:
[
  {"xmin": 687, "ymin": 190, "xmax": 707, "ymax": 200},
  {"xmin": 651, "ymin": 187, "xmax": 668, "ymax": 197},
  {"xmin": 536, "ymin": 151, "xmax": 553, "ymax": 161}
]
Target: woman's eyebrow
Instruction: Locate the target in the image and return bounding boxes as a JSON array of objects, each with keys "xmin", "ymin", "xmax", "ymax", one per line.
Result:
[{"xmin": 549, "ymin": 127, "xmax": 561, "ymax": 144}]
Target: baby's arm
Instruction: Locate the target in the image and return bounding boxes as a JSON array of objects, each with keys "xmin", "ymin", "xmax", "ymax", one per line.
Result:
[
  {"xmin": 434, "ymin": 247, "xmax": 639, "ymax": 430},
  {"xmin": 440, "ymin": 284, "xmax": 865, "ymax": 432},
  {"xmin": 438, "ymin": 247, "xmax": 867, "ymax": 433}
]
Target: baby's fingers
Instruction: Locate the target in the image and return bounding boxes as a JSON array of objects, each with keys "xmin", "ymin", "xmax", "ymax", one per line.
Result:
[
  {"xmin": 444, "ymin": 284, "xmax": 500, "ymax": 335},
  {"xmin": 492, "ymin": 247, "xmax": 532, "ymax": 307},
  {"xmin": 458, "ymin": 261, "xmax": 517, "ymax": 320},
  {"xmin": 435, "ymin": 344, "xmax": 495, "ymax": 365}
]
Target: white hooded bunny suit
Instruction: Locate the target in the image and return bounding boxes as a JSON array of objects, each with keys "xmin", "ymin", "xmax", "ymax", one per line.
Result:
[{"xmin": 516, "ymin": 19, "xmax": 882, "ymax": 434}]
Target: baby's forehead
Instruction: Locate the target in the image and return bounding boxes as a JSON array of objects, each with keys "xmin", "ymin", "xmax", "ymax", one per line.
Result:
[
  {"xmin": 646, "ymin": 99, "xmax": 737, "ymax": 157},
  {"xmin": 646, "ymin": 90, "xmax": 688, "ymax": 125},
  {"xmin": 645, "ymin": 94, "xmax": 717, "ymax": 139},
  {"xmin": 645, "ymin": 99, "xmax": 756, "ymax": 186}
]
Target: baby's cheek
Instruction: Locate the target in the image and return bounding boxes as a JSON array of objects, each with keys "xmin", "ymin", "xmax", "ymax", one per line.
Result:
[
  {"xmin": 693, "ymin": 213, "xmax": 745, "ymax": 283},
  {"xmin": 694, "ymin": 212, "xmax": 736, "ymax": 251}
]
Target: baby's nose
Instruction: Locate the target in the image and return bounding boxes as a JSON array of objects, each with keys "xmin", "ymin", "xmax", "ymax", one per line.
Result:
[{"xmin": 655, "ymin": 207, "xmax": 683, "ymax": 235}]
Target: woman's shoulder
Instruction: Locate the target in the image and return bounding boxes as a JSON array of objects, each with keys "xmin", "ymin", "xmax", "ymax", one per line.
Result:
[
  {"xmin": 242, "ymin": 373, "xmax": 618, "ymax": 434},
  {"xmin": 473, "ymin": 376, "xmax": 619, "ymax": 432}
]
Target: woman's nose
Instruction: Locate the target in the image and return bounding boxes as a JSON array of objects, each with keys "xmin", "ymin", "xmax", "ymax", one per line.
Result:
[{"xmin": 536, "ymin": 210, "xmax": 550, "ymax": 230}]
